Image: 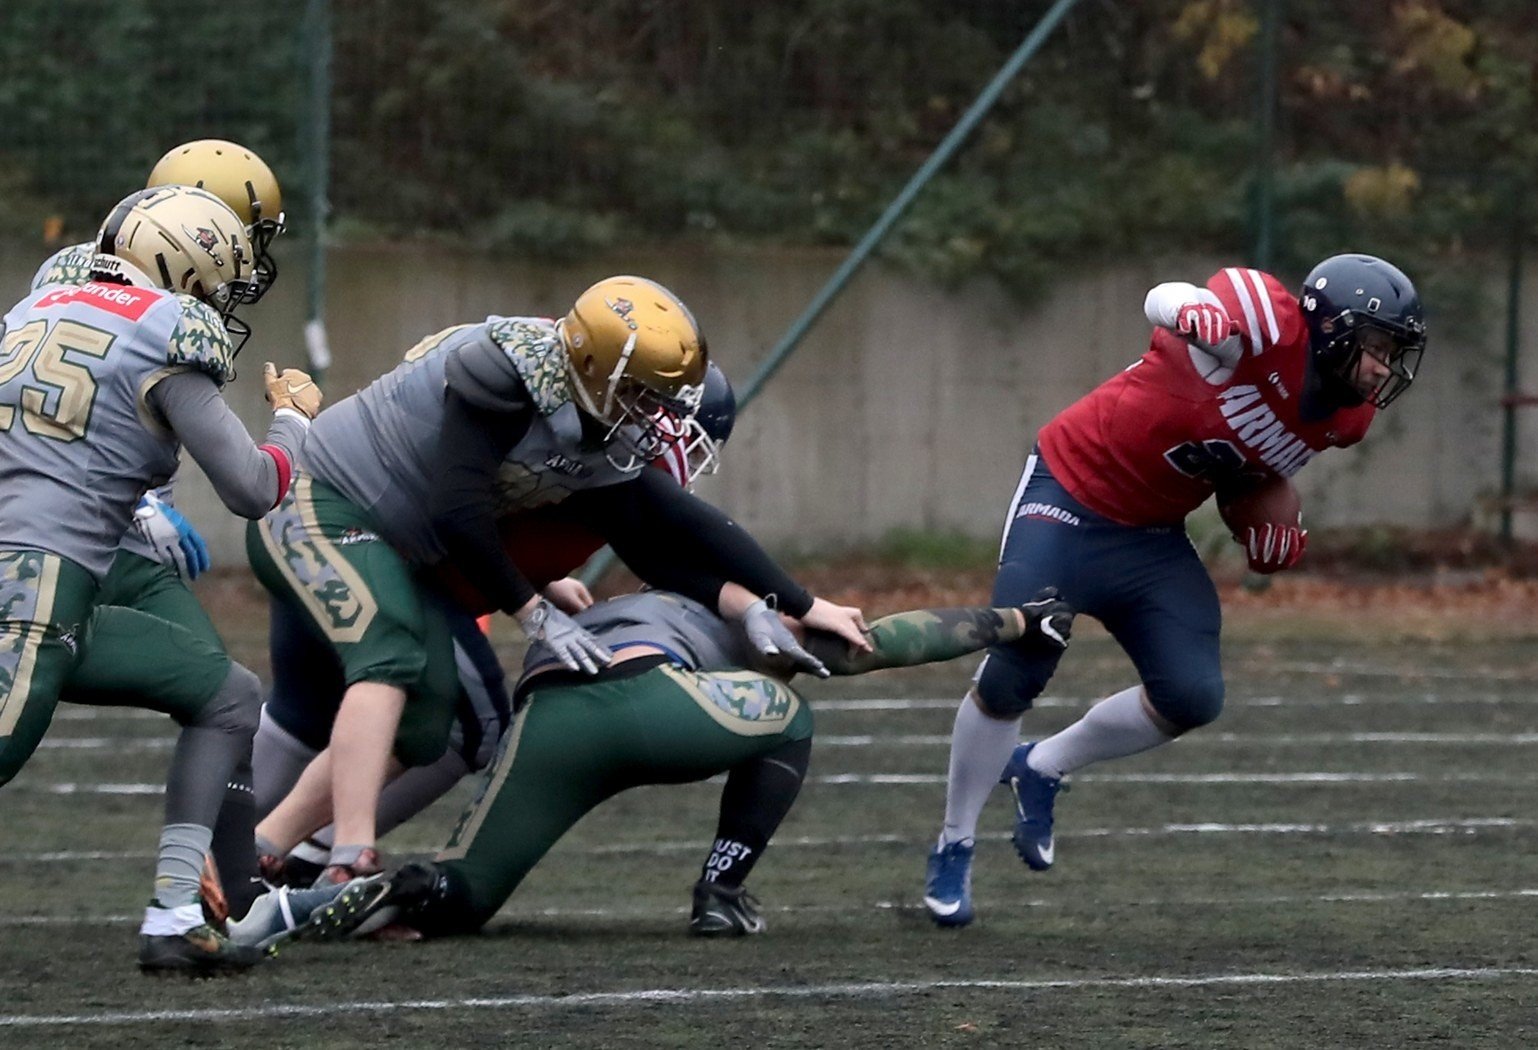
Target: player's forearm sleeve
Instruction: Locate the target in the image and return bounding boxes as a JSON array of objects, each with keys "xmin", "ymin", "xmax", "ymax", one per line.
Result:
[
  {"xmin": 571, "ymin": 471, "xmax": 815, "ymax": 618},
  {"xmin": 806, "ymin": 607, "xmax": 1023, "ymax": 676},
  {"xmin": 149, "ymin": 370, "xmax": 305, "ymax": 518},
  {"xmin": 426, "ymin": 388, "xmax": 539, "ymax": 616},
  {"xmin": 1143, "ymin": 282, "xmax": 1211, "ymax": 328},
  {"xmin": 1145, "ymin": 281, "xmax": 1241, "ymax": 368}
]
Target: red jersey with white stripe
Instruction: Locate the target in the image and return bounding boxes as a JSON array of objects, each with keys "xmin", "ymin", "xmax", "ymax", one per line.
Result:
[{"xmin": 1036, "ymin": 268, "xmax": 1375, "ymax": 526}]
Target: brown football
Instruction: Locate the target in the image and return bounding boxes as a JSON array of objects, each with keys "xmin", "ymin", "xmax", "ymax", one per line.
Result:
[{"xmin": 1217, "ymin": 475, "xmax": 1302, "ymax": 538}]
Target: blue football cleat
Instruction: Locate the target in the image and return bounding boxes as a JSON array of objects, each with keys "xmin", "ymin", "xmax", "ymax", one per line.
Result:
[
  {"xmin": 923, "ymin": 839, "xmax": 976, "ymax": 927},
  {"xmin": 1002, "ymin": 742, "xmax": 1065, "ymax": 871}
]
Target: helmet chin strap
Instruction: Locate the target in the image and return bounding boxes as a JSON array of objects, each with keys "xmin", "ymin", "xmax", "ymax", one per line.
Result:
[{"xmin": 600, "ymin": 332, "xmax": 640, "ymax": 420}]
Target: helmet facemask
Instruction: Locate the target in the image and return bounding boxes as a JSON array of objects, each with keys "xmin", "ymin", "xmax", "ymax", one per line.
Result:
[
  {"xmin": 1319, "ymin": 315, "xmax": 1426, "ymax": 409},
  {"xmin": 650, "ymin": 411, "xmax": 724, "ymax": 489},
  {"xmin": 592, "ymin": 366, "xmax": 704, "ymax": 473},
  {"xmin": 241, "ymin": 213, "xmax": 285, "ymax": 304}
]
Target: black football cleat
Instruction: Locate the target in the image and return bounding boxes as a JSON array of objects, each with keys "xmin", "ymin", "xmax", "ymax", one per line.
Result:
[
  {"xmin": 689, "ymin": 880, "xmax": 766, "ymax": 937},
  {"xmin": 138, "ymin": 923, "xmax": 266, "ymax": 977},
  {"xmin": 302, "ymin": 862, "xmax": 443, "ymax": 941}
]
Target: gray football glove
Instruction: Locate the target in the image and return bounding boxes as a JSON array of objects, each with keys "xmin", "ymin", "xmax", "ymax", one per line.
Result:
[
  {"xmin": 740, "ymin": 598, "xmax": 829, "ymax": 678},
  {"xmin": 519, "ymin": 598, "xmax": 612, "ymax": 675},
  {"xmin": 1020, "ymin": 587, "xmax": 1074, "ymax": 651}
]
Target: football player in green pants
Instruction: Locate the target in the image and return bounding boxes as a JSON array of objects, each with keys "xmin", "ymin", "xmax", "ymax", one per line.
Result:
[
  {"xmin": 32, "ymin": 139, "xmax": 289, "ymax": 924},
  {"xmin": 311, "ymin": 585, "xmax": 1073, "ymax": 939},
  {"xmin": 0, "ymin": 185, "xmax": 319, "ymax": 974}
]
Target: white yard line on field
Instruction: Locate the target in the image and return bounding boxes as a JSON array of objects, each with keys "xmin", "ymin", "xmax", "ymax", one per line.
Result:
[
  {"xmin": 2, "ymin": 966, "xmax": 1536, "ymax": 1027},
  {"xmin": 7, "ymin": 886, "xmax": 1538, "ymax": 929},
  {"xmin": 6, "ymin": 816, "xmax": 1525, "ymax": 866}
]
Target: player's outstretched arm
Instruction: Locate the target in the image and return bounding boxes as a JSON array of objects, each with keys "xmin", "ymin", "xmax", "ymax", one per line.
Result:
[
  {"xmin": 149, "ymin": 370, "xmax": 310, "ymax": 518},
  {"xmin": 805, "ymin": 593, "xmax": 1073, "ymax": 676}
]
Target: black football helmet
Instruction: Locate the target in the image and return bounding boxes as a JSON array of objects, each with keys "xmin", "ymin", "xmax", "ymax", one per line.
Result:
[{"xmin": 1298, "ymin": 254, "xmax": 1426, "ymax": 409}]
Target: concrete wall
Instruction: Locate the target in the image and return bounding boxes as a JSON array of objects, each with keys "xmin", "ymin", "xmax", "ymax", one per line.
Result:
[{"xmin": 2, "ymin": 238, "xmax": 1533, "ymax": 562}]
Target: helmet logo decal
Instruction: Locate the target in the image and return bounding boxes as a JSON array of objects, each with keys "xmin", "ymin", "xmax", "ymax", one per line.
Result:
[
  {"xmin": 1314, "ymin": 277, "xmax": 1328, "ymax": 289},
  {"xmin": 183, "ymin": 224, "xmax": 225, "ymax": 266},
  {"xmin": 605, "ymin": 296, "xmax": 639, "ymax": 330}
]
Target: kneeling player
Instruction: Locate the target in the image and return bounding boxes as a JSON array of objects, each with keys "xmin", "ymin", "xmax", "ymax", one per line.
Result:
[{"xmin": 309, "ymin": 587, "xmax": 1074, "ymax": 939}]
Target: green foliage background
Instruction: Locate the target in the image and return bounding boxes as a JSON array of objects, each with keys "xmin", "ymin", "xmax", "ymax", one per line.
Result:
[{"xmin": 2, "ymin": 0, "xmax": 1533, "ymax": 295}]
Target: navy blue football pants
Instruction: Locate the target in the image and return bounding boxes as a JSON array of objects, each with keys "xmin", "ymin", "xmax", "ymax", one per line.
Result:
[{"xmin": 975, "ymin": 452, "xmax": 1224, "ymax": 730}]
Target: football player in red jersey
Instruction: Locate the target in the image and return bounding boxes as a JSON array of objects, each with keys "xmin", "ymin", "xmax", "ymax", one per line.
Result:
[{"xmin": 923, "ymin": 254, "xmax": 1426, "ymax": 927}]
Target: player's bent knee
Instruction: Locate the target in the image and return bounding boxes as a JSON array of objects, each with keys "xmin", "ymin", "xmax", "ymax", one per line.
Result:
[
  {"xmin": 1146, "ymin": 675, "xmax": 1224, "ymax": 732},
  {"xmin": 195, "ymin": 662, "xmax": 263, "ymax": 737},
  {"xmin": 973, "ymin": 657, "xmax": 1048, "ymax": 719}
]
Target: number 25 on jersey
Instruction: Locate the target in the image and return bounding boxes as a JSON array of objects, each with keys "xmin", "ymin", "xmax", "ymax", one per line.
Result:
[{"xmin": 0, "ymin": 318, "xmax": 114, "ymax": 441}]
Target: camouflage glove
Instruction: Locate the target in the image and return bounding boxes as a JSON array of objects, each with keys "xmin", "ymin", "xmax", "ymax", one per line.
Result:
[
  {"xmin": 740, "ymin": 598, "xmax": 830, "ymax": 679},
  {"xmin": 518, "ymin": 598, "xmax": 612, "ymax": 675},
  {"xmin": 263, "ymin": 362, "xmax": 322, "ymax": 419},
  {"xmin": 1020, "ymin": 587, "xmax": 1074, "ymax": 651}
]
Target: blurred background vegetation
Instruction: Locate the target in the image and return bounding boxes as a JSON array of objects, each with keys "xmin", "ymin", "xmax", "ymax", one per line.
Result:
[{"xmin": 2, "ymin": 0, "xmax": 1532, "ymax": 296}]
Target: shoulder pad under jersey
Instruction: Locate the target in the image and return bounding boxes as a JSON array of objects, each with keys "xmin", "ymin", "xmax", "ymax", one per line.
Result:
[
  {"xmin": 31, "ymin": 242, "xmax": 95, "ymax": 291},
  {"xmin": 165, "ymin": 295, "xmax": 236, "ymax": 385},
  {"xmin": 1207, "ymin": 267, "xmax": 1305, "ymax": 359},
  {"xmin": 485, "ymin": 316, "xmax": 572, "ymax": 416}
]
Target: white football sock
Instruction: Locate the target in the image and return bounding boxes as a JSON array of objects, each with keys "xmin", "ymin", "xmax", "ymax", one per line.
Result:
[
  {"xmin": 140, "ymin": 902, "xmax": 205, "ymax": 937},
  {"xmin": 939, "ymin": 695, "xmax": 1022, "ymax": 846},
  {"xmin": 1026, "ymin": 685, "xmax": 1174, "ymax": 779}
]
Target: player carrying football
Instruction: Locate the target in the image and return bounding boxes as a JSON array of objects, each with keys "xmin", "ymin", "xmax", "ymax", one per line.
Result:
[
  {"xmin": 922, "ymin": 255, "xmax": 1426, "ymax": 927},
  {"xmin": 0, "ymin": 185, "xmax": 320, "ymax": 972}
]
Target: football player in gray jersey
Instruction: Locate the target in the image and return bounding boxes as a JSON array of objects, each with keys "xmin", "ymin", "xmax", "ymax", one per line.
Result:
[
  {"xmin": 248, "ymin": 364, "xmax": 738, "ymax": 889},
  {"xmin": 249, "ymin": 276, "xmax": 870, "ymax": 885},
  {"xmin": 305, "ymin": 585, "xmax": 1075, "ymax": 941},
  {"xmin": 0, "ymin": 185, "xmax": 320, "ymax": 975},
  {"xmin": 30, "ymin": 140, "xmax": 289, "ymax": 926}
]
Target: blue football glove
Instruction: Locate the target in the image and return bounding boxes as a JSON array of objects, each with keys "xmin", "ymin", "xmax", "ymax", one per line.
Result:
[{"xmin": 133, "ymin": 492, "xmax": 211, "ymax": 580}]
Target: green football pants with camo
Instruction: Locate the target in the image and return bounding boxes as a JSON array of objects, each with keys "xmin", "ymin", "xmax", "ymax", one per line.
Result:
[
  {"xmin": 0, "ymin": 547, "xmax": 247, "ymax": 783},
  {"xmin": 0, "ymin": 550, "xmax": 97, "ymax": 785},
  {"xmin": 427, "ymin": 662, "xmax": 815, "ymax": 933},
  {"xmin": 247, "ymin": 473, "xmax": 459, "ymax": 767}
]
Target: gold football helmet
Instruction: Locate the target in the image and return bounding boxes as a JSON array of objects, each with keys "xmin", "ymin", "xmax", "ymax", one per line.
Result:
[
  {"xmin": 558, "ymin": 276, "xmax": 708, "ymax": 469},
  {"xmin": 147, "ymin": 139, "xmax": 284, "ymax": 302},
  {"xmin": 91, "ymin": 185, "xmax": 255, "ymax": 352}
]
